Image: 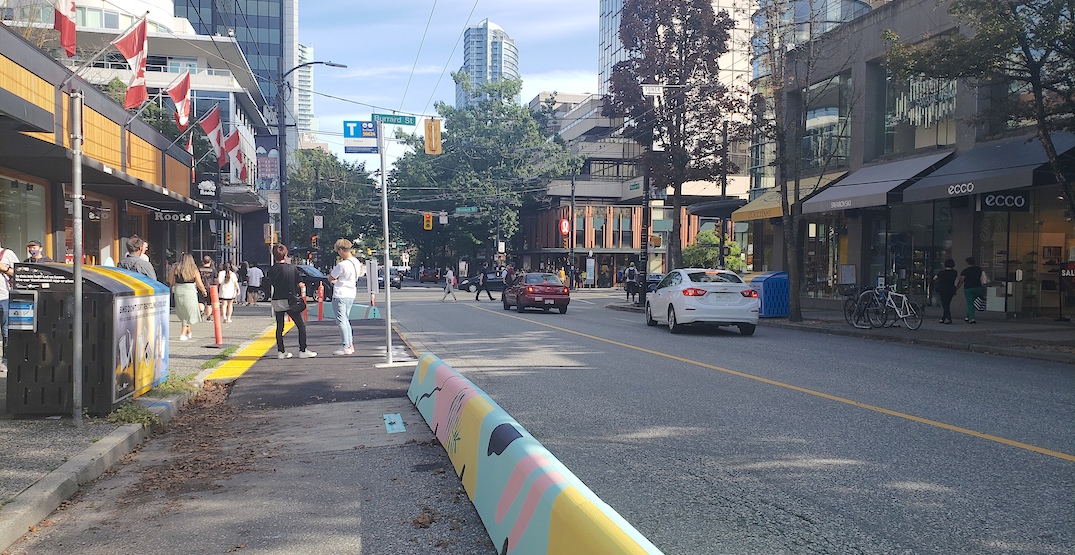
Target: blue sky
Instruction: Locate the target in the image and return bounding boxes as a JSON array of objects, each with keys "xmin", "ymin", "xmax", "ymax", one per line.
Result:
[{"xmin": 297, "ymin": 1, "xmax": 600, "ymax": 165}]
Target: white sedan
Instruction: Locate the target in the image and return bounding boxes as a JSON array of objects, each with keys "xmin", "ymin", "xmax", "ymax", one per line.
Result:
[{"xmin": 645, "ymin": 268, "xmax": 760, "ymax": 335}]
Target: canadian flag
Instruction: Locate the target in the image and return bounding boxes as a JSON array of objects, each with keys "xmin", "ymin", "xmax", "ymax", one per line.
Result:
[
  {"xmin": 111, "ymin": 16, "xmax": 148, "ymax": 109},
  {"xmin": 166, "ymin": 71, "xmax": 192, "ymax": 130},
  {"xmin": 223, "ymin": 129, "xmax": 249, "ymax": 182},
  {"xmin": 53, "ymin": 0, "xmax": 76, "ymax": 57},
  {"xmin": 198, "ymin": 104, "xmax": 226, "ymax": 169}
]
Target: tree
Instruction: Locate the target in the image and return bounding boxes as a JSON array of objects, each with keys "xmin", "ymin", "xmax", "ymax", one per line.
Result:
[
  {"xmin": 681, "ymin": 229, "xmax": 745, "ymax": 271},
  {"xmin": 885, "ymin": 0, "xmax": 1075, "ymax": 218},
  {"xmin": 389, "ymin": 77, "xmax": 573, "ymax": 267},
  {"xmin": 603, "ymin": 0, "xmax": 743, "ymax": 269}
]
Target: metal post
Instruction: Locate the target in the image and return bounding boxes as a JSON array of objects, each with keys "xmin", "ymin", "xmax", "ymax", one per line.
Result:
[
  {"xmin": 638, "ymin": 170, "xmax": 650, "ymax": 307},
  {"xmin": 277, "ymin": 57, "xmax": 290, "ymax": 248},
  {"xmin": 719, "ymin": 121, "xmax": 728, "ymax": 269},
  {"xmin": 378, "ymin": 121, "xmax": 395, "ymax": 364},
  {"xmin": 569, "ymin": 167, "xmax": 576, "ymax": 290},
  {"xmin": 71, "ymin": 90, "xmax": 84, "ymax": 426}
]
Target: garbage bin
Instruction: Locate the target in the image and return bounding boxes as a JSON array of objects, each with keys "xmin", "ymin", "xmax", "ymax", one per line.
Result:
[
  {"xmin": 6, "ymin": 263, "xmax": 171, "ymax": 416},
  {"xmin": 748, "ymin": 271, "xmax": 789, "ymax": 318}
]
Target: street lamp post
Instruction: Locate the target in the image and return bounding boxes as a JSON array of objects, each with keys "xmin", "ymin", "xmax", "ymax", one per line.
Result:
[{"xmin": 276, "ymin": 59, "xmax": 346, "ymax": 248}]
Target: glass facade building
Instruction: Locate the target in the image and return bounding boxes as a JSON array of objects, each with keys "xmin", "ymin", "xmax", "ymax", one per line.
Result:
[{"xmin": 455, "ymin": 19, "xmax": 520, "ymax": 108}]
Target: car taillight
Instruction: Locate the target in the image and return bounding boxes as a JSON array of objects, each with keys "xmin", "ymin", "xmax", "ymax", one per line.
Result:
[
  {"xmin": 741, "ymin": 289, "xmax": 759, "ymax": 298},
  {"xmin": 682, "ymin": 287, "xmax": 707, "ymax": 297},
  {"xmin": 562, "ymin": 287, "xmax": 569, "ymax": 294}
]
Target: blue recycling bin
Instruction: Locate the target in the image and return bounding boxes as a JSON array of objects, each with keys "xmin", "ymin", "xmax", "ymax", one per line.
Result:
[{"xmin": 749, "ymin": 272, "xmax": 789, "ymax": 318}]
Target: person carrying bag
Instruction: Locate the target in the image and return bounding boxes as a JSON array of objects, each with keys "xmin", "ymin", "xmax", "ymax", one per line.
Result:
[{"xmin": 267, "ymin": 244, "xmax": 315, "ymax": 359}]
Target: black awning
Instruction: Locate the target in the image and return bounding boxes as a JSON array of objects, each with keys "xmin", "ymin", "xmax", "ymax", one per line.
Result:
[
  {"xmin": 902, "ymin": 133, "xmax": 1075, "ymax": 203},
  {"xmin": 687, "ymin": 197, "xmax": 749, "ymax": 219},
  {"xmin": 802, "ymin": 151, "xmax": 953, "ymax": 214}
]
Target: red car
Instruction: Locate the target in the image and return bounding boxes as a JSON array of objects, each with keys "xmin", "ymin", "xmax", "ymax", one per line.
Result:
[
  {"xmin": 502, "ymin": 272, "xmax": 570, "ymax": 314},
  {"xmin": 419, "ymin": 268, "xmax": 440, "ymax": 282}
]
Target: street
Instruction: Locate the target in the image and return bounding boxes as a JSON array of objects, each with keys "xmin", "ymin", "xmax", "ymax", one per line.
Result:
[
  {"xmin": 7, "ymin": 284, "xmax": 1073, "ymax": 555},
  {"xmin": 394, "ymin": 286, "xmax": 1075, "ymax": 554}
]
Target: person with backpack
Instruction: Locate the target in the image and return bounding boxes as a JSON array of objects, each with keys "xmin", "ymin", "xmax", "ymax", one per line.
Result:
[{"xmin": 624, "ymin": 262, "xmax": 639, "ymax": 302}]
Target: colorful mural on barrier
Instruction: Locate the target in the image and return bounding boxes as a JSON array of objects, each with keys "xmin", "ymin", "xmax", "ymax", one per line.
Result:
[{"xmin": 408, "ymin": 353, "xmax": 664, "ymax": 555}]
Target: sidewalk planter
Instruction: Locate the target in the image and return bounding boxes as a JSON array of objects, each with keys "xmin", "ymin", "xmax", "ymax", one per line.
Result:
[{"xmin": 6, "ymin": 264, "xmax": 170, "ymax": 416}]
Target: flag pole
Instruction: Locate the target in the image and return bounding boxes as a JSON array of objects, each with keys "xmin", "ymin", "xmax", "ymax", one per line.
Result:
[
  {"xmin": 58, "ymin": 12, "xmax": 149, "ymax": 89},
  {"xmin": 164, "ymin": 101, "xmax": 217, "ymax": 150},
  {"xmin": 125, "ymin": 70, "xmax": 187, "ymax": 125}
]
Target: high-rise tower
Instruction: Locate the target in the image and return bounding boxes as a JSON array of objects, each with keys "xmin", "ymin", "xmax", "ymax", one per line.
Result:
[{"xmin": 455, "ymin": 19, "xmax": 519, "ymax": 108}]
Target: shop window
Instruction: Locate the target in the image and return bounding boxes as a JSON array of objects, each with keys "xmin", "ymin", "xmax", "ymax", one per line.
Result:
[
  {"xmin": 801, "ymin": 73, "xmax": 851, "ymax": 171},
  {"xmin": 0, "ymin": 177, "xmax": 48, "ymax": 255},
  {"xmin": 883, "ymin": 73, "xmax": 957, "ymax": 155}
]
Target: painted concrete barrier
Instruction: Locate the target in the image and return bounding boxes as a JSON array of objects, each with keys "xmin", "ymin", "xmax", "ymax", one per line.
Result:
[
  {"xmin": 316, "ymin": 301, "xmax": 382, "ymax": 320},
  {"xmin": 408, "ymin": 353, "xmax": 664, "ymax": 555}
]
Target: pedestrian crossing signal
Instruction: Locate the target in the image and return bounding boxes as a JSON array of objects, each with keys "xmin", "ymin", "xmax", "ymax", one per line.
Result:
[{"xmin": 423, "ymin": 212, "xmax": 433, "ymax": 230}]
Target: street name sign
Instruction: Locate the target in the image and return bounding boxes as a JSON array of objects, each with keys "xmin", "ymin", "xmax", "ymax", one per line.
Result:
[
  {"xmin": 454, "ymin": 206, "xmax": 478, "ymax": 213},
  {"xmin": 372, "ymin": 113, "xmax": 416, "ymax": 126}
]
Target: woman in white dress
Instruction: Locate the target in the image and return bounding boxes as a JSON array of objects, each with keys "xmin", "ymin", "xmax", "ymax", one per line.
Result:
[{"xmin": 217, "ymin": 263, "xmax": 240, "ymax": 323}]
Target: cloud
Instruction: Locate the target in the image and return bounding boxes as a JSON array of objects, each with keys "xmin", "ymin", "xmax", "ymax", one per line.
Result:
[{"xmin": 521, "ymin": 69, "xmax": 600, "ymax": 102}]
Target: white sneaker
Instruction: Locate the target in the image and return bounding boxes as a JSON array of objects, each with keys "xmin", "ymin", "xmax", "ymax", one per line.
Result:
[
  {"xmin": 333, "ymin": 348, "xmax": 348, "ymax": 356},
  {"xmin": 345, "ymin": 345, "xmax": 354, "ymax": 355},
  {"xmin": 278, "ymin": 352, "xmax": 293, "ymax": 359},
  {"xmin": 179, "ymin": 334, "xmax": 190, "ymax": 341},
  {"xmin": 299, "ymin": 350, "xmax": 317, "ymax": 359}
]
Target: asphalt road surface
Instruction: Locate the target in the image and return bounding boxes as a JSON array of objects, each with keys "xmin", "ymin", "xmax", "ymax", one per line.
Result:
[{"xmin": 394, "ymin": 287, "xmax": 1075, "ymax": 555}]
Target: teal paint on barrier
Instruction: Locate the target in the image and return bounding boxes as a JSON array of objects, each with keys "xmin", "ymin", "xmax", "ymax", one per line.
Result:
[{"xmin": 383, "ymin": 413, "xmax": 406, "ymax": 433}]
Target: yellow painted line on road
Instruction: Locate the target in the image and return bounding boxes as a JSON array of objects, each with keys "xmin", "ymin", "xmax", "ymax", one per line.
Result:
[
  {"xmin": 468, "ymin": 304, "xmax": 1075, "ymax": 462},
  {"xmin": 205, "ymin": 320, "xmax": 294, "ymax": 381}
]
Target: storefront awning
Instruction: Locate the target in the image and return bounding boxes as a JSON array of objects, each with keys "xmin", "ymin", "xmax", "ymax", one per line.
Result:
[
  {"xmin": 802, "ymin": 152, "xmax": 953, "ymax": 214},
  {"xmin": 687, "ymin": 197, "xmax": 748, "ymax": 219},
  {"xmin": 902, "ymin": 133, "xmax": 1075, "ymax": 203},
  {"xmin": 731, "ymin": 172, "xmax": 846, "ymax": 222}
]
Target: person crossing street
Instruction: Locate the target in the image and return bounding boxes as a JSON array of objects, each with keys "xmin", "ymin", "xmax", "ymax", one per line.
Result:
[
  {"xmin": 441, "ymin": 267, "xmax": 458, "ymax": 301},
  {"xmin": 474, "ymin": 264, "xmax": 495, "ymax": 301}
]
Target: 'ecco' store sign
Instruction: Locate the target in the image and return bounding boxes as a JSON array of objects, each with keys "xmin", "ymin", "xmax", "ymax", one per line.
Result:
[
  {"xmin": 980, "ymin": 191, "xmax": 1030, "ymax": 212},
  {"xmin": 154, "ymin": 212, "xmax": 193, "ymax": 222}
]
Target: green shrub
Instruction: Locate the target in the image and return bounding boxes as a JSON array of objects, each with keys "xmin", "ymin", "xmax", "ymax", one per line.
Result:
[{"xmin": 107, "ymin": 400, "xmax": 161, "ymax": 428}]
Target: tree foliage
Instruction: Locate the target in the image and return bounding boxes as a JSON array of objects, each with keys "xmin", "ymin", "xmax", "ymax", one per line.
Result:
[
  {"xmin": 603, "ymin": 0, "xmax": 743, "ymax": 269},
  {"xmin": 680, "ymin": 229, "xmax": 744, "ymax": 271},
  {"xmin": 389, "ymin": 77, "xmax": 573, "ymax": 269},
  {"xmin": 885, "ymin": 0, "xmax": 1075, "ymax": 216}
]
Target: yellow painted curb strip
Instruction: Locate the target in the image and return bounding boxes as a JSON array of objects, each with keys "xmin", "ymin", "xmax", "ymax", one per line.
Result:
[{"xmin": 205, "ymin": 320, "xmax": 294, "ymax": 381}]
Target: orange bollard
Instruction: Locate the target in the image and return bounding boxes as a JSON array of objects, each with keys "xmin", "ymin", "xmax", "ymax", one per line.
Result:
[
  {"xmin": 209, "ymin": 286, "xmax": 223, "ymax": 345},
  {"xmin": 317, "ymin": 281, "xmax": 325, "ymax": 321}
]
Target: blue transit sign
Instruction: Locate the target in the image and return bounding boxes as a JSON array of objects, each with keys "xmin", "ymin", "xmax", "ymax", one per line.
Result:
[{"xmin": 344, "ymin": 121, "xmax": 378, "ymax": 154}]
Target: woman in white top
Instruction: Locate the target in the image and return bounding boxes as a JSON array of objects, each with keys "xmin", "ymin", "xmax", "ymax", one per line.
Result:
[
  {"xmin": 328, "ymin": 239, "xmax": 361, "ymax": 355},
  {"xmin": 441, "ymin": 267, "xmax": 457, "ymax": 301},
  {"xmin": 217, "ymin": 263, "xmax": 240, "ymax": 323}
]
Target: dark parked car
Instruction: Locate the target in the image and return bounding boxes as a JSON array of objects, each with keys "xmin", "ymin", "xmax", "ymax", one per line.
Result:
[
  {"xmin": 259, "ymin": 264, "xmax": 334, "ymax": 301},
  {"xmin": 645, "ymin": 273, "xmax": 665, "ymax": 293},
  {"xmin": 378, "ymin": 268, "xmax": 403, "ymax": 289},
  {"xmin": 502, "ymin": 272, "xmax": 570, "ymax": 313},
  {"xmin": 457, "ymin": 274, "xmax": 505, "ymax": 293},
  {"xmin": 419, "ymin": 268, "xmax": 440, "ymax": 283}
]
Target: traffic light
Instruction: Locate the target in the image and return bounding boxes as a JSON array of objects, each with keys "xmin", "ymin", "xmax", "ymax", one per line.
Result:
[
  {"xmin": 423, "ymin": 212, "xmax": 433, "ymax": 230},
  {"xmin": 311, "ymin": 234, "xmax": 318, "ymax": 248},
  {"xmin": 424, "ymin": 118, "xmax": 442, "ymax": 155},
  {"xmin": 562, "ymin": 236, "xmax": 569, "ymax": 249}
]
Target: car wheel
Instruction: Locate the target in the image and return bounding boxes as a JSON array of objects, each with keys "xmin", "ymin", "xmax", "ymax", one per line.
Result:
[
  {"xmin": 738, "ymin": 323, "xmax": 756, "ymax": 336},
  {"xmin": 646, "ymin": 304, "xmax": 656, "ymax": 326},
  {"xmin": 516, "ymin": 298, "xmax": 526, "ymax": 313},
  {"xmin": 558, "ymin": 306, "xmax": 567, "ymax": 314},
  {"xmin": 468, "ymin": 284, "xmax": 477, "ymax": 293},
  {"xmin": 668, "ymin": 307, "xmax": 682, "ymax": 334},
  {"xmin": 502, "ymin": 296, "xmax": 511, "ymax": 310}
]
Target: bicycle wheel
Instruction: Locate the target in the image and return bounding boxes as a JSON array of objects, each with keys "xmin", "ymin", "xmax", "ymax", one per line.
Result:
[
  {"xmin": 843, "ymin": 298, "xmax": 858, "ymax": 326},
  {"xmin": 904, "ymin": 300, "xmax": 923, "ymax": 330},
  {"xmin": 866, "ymin": 297, "xmax": 888, "ymax": 328}
]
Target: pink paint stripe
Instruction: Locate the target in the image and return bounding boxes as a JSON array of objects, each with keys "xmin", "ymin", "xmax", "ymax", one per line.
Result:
[
  {"xmin": 506, "ymin": 471, "xmax": 568, "ymax": 552},
  {"xmin": 496, "ymin": 452, "xmax": 550, "ymax": 523}
]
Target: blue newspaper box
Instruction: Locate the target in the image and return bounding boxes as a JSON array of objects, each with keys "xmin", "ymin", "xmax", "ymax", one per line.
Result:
[{"xmin": 749, "ymin": 272, "xmax": 789, "ymax": 318}]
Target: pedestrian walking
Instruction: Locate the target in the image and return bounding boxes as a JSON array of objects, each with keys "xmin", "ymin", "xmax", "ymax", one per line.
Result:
[
  {"xmin": 328, "ymin": 239, "xmax": 361, "ymax": 355},
  {"xmin": 0, "ymin": 240, "xmax": 20, "ymax": 363},
  {"xmin": 267, "ymin": 244, "xmax": 316, "ymax": 359},
  {"xmin": 217, "ymin": 263, "xmax": 239, "ymax": 323},
  {"xmin": 199, "ymin": 255, "xmax": 217, "ymax": 320},
  {"xmin": 933, "ymin": 259, "xmax": 958, "ymax": 324},
  {"xmin": 237, "ymin": 262, "xmax": 249, "ymax": 306},
  {"xmin": 117, "ymin": 236, "xmax": 155, "ymax": 278},
  {"xmin": 168, "ymin": 253, "xmax": 207, "ymax": 341},
  {"xmin": 624, "ymin": 262, "xmax": 639, "ymax": 302},
  {"xmin": 956, "ymin": 256, "xmax": 987, "ymax": 323},
  {"xmin": 475, "ymin": 264, "xmax": 494, "ymax": 301},
  {"xmin": 246, "ymin": 263, "xmax": 264, "ymax": 306},
  {"xmin": 24, "ymin": 240, "xmax": 53, "ymax": 263},
  {"xmin": 441, "ymin": 267, "xmax": 458, "ymax": 301}
]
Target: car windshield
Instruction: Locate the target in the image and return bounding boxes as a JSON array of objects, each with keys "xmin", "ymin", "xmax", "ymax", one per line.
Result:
[
  {"xmin": 525, "ymin": 273, "xmax": 563, "ymax": 285},
  {"xmin": 299, "ymin": 265, "xmax": 326, "ymax": 278},
  {"xmin": 686, "ymin": 271, "xmax": 743, "ymax": 284}
]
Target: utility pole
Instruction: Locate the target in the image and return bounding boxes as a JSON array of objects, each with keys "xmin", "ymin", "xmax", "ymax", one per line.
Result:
[
  {"xmin": 71, "ymin": 90, "xmax": 84, "ymax": 426},
  {"xmin": 719, "ymin": 120, "xmax": 728, "ymax": 269},
  {"xmin": 276, "ymin": 56, "xmax": 290, "ymax": 248},
  {"xmin": 569, "ymin": 166, "xmax": 576, "ymax": 289}
]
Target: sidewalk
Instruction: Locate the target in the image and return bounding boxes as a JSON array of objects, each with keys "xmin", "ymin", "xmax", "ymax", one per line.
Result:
[
  {"xmin": 0, "ymin": 302, "xmax": 296, "ymax": 550},
  {"xmin": 608, "ymin": 301, "xmax": 1075, "ymax": 365}
]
